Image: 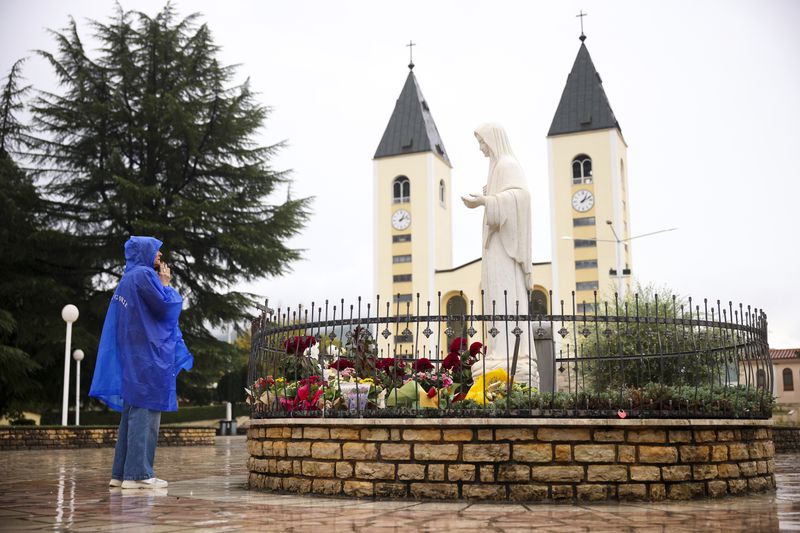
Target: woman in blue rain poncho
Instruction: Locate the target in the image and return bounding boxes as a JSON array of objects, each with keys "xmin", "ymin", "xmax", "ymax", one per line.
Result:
[{"xmin": 90, "ymin": 236, "xmax": 193, "ymax": 489}]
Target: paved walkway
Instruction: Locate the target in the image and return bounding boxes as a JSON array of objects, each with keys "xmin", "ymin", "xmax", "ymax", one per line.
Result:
[{"xmin": 0, "ymin": 436, "xmax": 798, "ymax": 532}]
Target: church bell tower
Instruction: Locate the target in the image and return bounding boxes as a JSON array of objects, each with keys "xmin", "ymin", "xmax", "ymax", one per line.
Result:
[{"xmin": 373, "ymin": 63, "xmax": 453, "ymax": 344}]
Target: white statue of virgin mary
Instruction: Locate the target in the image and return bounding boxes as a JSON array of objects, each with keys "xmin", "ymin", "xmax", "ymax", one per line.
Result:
[{"xmin": 462, "ymin": 123, "xmax": 538, "ymax": 387}]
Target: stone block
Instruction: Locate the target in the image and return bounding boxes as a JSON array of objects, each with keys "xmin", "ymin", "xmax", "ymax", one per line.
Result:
[
  {"xmin": 448, "ymin": 464, "xmax": 476, "ymax": 481},
  {"xmin": 574, "ymin": 444, "xmax": 616, "ymax": 463},
  {"xmin": 748, "ymin": 476, "xmax": 769, "ymax": 492},
  {"xmin": 397, "ymin": 464, "xmax": 425, "ymax": 480},
  {"xmin": 757, "ymin": 460, "xmax": 768, "ymax": 474},
  {"xmin": 311, "ymin": 442, "xmax": 341, "ymax": 460},
  {"xmin": 355, "ymin": 461, "xmax": 395, "ymax": 480},
  {"xmin": 551, "ymin": 485, "xmax": 574, "ymax": 499},
  {"xmin": 391, "ymin": 428, "xmax": 402, "ymax": 441},
  {"xmin": 414, "ymin": 443, "xmax": 459, "ymax": 461},
  {"xmin": 427, "ymin": 464, "xmax": 445, "ymax": 481},
  {"xmin": 692, "ymin": 464, "xmax": 718, "ymax": 480},
  {"xmin": 667, "ymin": 483, "xmax": 692, "ymax": 500},
  {"xmin": 381, "ymin": 443, "xmax": 411, "ymax": 461},
  {"xmin": 587, "ymin": 465, "xmax": 627, "ymax": 482},
  {"xmin": 312, "ymin": 479, "xmax": 341, "ymax": 495},
  {"xmin": 403, "ymin": 428, "xmax": 441, "ymax": 441},
  {"xmin": 618, "ymin": 445, "xmax": 636, "ymax": 463},
  {"xmin": 514, "ymin": 443, "xmax": 552, "ymax": 463},
  {"xmin": 265, "ymin": 427, "xmax": 287, "ymax": 439},
  {"xmin": 577, "ymin": 484, "xmax": 609, "ymax": 501},
  {"xmin": 594, "ymin": 429, "xmax": 625, "ymax": 442},
  {"xmin": 649, "ymin": 483, "xmax": 666, "ymax": 501},
  {"xmin": 555, "ymin": 444, "xmax": 572, "ymax": 462},
  {"xmin": 247, "ymin": 439, "xmax": 262, "ymax": 456},
  {"xmin": 443, "ymin": 429, "xmax": 474, "ymax": 442},
  {"xmin": 283, "ymin": 477, "xmax": 312, "ymax": 494},
  {"xmin": 265, "ymin": 475, "xmax": 282, "ymax": 491},
  {"xmin": 272, "ymin": 441, "xmax": 287, "ymax": 457},
  {"xmin": 293, "ymin": 460, "xmax": 302, "ymax": 474},
  {"xmin": 661, "ymin": 465, "xmax": 691, "ymax": 481},
  {"xmin": 711, "ymin": 444, "xmax": 728, "ymax": 462},
  {"xmin": 668, "ymin": 430, "xmax": 693, "ymax": 443},
  {"xmin": 748, "ymin": 441, "xmax": 769, "ymax": 459},
  {"xmin": 728, "ymin": 443, "xmax": 748, "ymax": 460},
  {"xmin": 343, "ymin": 480, "xmax": 374, "ymax": 497},
  {"xmin": 498, "ymin": 464, "xmax": 530, "ymax": 482},
  {"xmin": 627, "ymin": 429, "xmax": 666, "ymax": 443},
  {"xmin": 767, "ymin": 459, "xmax": 775, "ymax": 474},
  {"xmin": 618, "ymin": 483, "xmax": 647, "ymax": 500},
  {"xmin": 286, "ymin": 441, "xmax": 311, "ymax": 458},
  {"xmin": 301, "ymin": 461, "xmax": 336, "ymax": 477},
  {"xmin": 717, "ymin": 463, "xmax": 740, "ymax": 478},
  {"xmin": 375, "ymin": 482, "xmax": 407, "ymax": 498},
  {"xmin": 728, "ymin": 479, "xmax": 747, "ymax": 494},
  {"xmin": 693, "ymin": 430, "xmax": 716, "ymax": 442},
  {"xmin": 335, "ymin": 461, "xmax": 353, "ymax": 478},
  {"xmin": 361, "ymin": 428, "xmax": 390, "ymax": 441},
  {"xmin": 477, "ymin": 429, "xmax": 494, "ymax": 441},
  {"xmin": 410, "ymin": 483, "xmax": 458, "ymax": 499},
  {"xmin": 463, "ymin": 484, "xmax": 506, "ymax": 500},
  {"xmin": 479, "ymin": 465, "xmax": 495, "ymax": 482},
  {"xmin": 276, "ymin": 460, "xmax": 293, "ymax": 475},
  {"xmin": 495, "ymin": 428, "xmax": 535, "ymax": 441},
  {"xmin": 531, "ymin": 466, "xmax": 584, "ymax": 482},
  {"xmin": 739, "ymin": 461, "xmax": 757, "ymax": 477},
  {"xmin": 304, "ymin": 427, "xmax": 330, "ymax": 440},
  {"xmin": 638, "ymin": 446, "xmax": 678, "ymax": 464},
  {"xmin": 342, "ymin": 442, "xmax": 378, "ymax": 460},
  {"xmin": 708, "ymin": 480, "xmax": 728, "ymax": 497},
  {"xmin": 463, "ymin": 443, "xmax": 510, "ymax": 462},
  {"xmin": 679, "ymin": 445, "xmax": 709, "ymax": 463},
  {"xmin": 509, "ymin": 484, "xmax": 548, "ymax": 501},
  {"xmin": 291, "ymin": 427, "xmax": 303, "ymax": 439},
  {"xmin": 630, "ymin": 466, "xmax": 660, "ymax": 481},
  {"xmin": 537, "ymin": 428, "xmax": 591, "ymax": 442},
  {"xmin": 717, "ymin": 429, "xmax": 735, "ymax": 441},
  {"xmin": 754, "ymin": 428, "xmax": 770, "ymax": 440},
  {"xmin": 330, "ymin": 428, "xmax": 360, "ymax": 440}
]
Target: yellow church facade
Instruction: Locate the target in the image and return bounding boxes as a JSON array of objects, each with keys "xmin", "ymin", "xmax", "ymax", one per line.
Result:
[{"xmin": 373, "ymin": 37, "xmax": 631, "ymax": 352}]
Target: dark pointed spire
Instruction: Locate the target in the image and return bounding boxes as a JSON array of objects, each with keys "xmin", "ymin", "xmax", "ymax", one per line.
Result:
[
  {"xmin": 374, "ymin": 70, "xmax": 451, "ymax": 166},
  {"xmin": 548, "ymin": 41, "xmax": 620, "ymax": 137}
]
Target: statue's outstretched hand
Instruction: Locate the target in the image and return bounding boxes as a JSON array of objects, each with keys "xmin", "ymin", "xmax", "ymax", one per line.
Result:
[{"xmin": 461, "ymin": 193, "xmax": 485, "ymax": 209}]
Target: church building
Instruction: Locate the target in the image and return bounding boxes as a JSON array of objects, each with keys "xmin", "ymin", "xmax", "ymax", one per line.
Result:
[{"xmin": 372, "ymin": 35, "xmax": 632, "ymax": 350}]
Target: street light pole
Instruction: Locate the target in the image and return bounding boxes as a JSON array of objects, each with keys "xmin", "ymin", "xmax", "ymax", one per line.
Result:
[
  {"xmin": 73, "ymin": 349, "xmax": 84, "ymax": 426},
  {"xmin": 61, "ymin": 305, "xmax": 79, "ymax": 426}
]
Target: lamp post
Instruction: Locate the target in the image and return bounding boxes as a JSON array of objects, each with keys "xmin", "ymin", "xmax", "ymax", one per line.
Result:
[
  {"xmin": 561, "ymin": 225, "xmax": 677, "ymax": 298},
  {"xmin": 72, "ymin": 349, "xmax": 84, "ymax": 426},
  {"xmin": 61, "ymin": 304, "xmax": 79, "ymax": 426}
]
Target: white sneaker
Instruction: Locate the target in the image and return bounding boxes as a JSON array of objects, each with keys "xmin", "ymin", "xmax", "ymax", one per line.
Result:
[
  {"xmin": 121, "ymin": 477, "xmax": 168, "ymax": 489},
  {"xmin": 109, "ymin": 479, "xmax": 122, "ymax": 487}
]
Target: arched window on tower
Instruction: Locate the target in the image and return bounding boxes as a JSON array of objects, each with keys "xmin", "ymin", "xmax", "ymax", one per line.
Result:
[
  {"xmin": 439, "ymin": 179, "xmax": 446, "ymax": 207},
  {"xmin": 445, "ymin": 294, "xmax": 467, "ymax": 342},
  {"xmin": 784, "ymin": 368, "xmax": 794, "ymax": 392},
  {"xmin": 393, "ymin": 176, "xmax": 410, "ymax": 203},
  {"xmin": 572, "ymin": 154, "xmax": 592, "ymax": 185}
]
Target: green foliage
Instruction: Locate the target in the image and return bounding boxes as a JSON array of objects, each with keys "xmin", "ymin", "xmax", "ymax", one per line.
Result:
[{"xmin": 3, "ymin": 3, "xmax": 311, "ymax": 406}]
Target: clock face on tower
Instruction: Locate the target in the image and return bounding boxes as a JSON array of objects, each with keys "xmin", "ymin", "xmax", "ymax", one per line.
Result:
[
  {"xmin": 571, "ymin": 189, "xmax": 595, "ymax": 213},
  {"xmin": 392, "ymin": 209, "xmax": 411, "ymax": 230}
]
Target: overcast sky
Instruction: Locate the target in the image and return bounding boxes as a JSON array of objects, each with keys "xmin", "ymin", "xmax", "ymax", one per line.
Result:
[{"xmin": 2, "ymin": 0, "xmax": 799, "ymax": 347}]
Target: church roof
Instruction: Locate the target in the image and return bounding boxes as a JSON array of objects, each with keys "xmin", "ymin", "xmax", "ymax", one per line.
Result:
[
  {"xmin": 548, "ymin": 41, "xmax": 620, "ymax": 137},
  {"xmin": 374, "ymin": 70, "xmax": 451, "ymax": 166},
  {"xmin": 771, "ymin": 348, "xmax": 800, "ymax": 360}
]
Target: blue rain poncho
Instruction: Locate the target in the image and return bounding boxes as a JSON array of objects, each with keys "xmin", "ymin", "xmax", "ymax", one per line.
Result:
[{"xmin": 89, "ymin": 236, "xmax": 193, "ymax": 412}]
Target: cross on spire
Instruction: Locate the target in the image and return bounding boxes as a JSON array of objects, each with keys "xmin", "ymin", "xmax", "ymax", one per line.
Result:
[
  {"xmin": 406, "ymin": 40, "xmax": 416, "ymax": 70},
  {"xmin": 576, "ymin": 10, "xmax": 588, "ymax": 41}
]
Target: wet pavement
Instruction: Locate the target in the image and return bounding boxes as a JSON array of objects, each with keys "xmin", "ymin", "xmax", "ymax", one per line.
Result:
[{"xmin": 0, "ymin": 436, "xmax": 798, "ymax": 532}]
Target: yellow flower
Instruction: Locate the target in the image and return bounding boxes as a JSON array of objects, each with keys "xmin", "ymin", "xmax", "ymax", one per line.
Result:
[
  {"xmin": 465, "ymin": 369, "xmax": 511, "ymax": 405},
  {"xmin": 276, "ymin": 377, "xmax": 286, "ymax": 384},
  {"xmin": 357, "ymin": 377, "xmax": 375, "ymax": 384}
]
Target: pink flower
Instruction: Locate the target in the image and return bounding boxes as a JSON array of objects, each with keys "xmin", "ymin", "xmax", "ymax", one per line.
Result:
[{"xmin": 412, "ymin": 358, "xmax": 434, "ymax": 372}]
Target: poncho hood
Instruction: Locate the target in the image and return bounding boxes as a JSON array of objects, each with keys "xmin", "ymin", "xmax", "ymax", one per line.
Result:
[{"xmin": 89, "ymin": 236, "xmax": 193, "ymax": 412}]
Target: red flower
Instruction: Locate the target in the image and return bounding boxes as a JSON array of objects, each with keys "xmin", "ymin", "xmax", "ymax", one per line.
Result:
[
  {"xmin": 284, "ymin": 335, "xmax": 317, "ymax": 354},
  {"xmin": 329, "ymin": 358, "xmax": 354, "ymax": 370},
  {"xmin": 376, "ymin": 358, "xmax": 405, "ymax": 371},
  {"xmin": 452, "ymin": 392, "xmax": 467, "ymax": 402},
  {"xmin": 469, "ymin": 342, "xmax": 483, "ymax": 357},
  {"xmin": 427, "ymin": 387, "xmax": 437, "ymax": 399},
  {"xmin": 412, "ymin": 358, "xmax": 434, "ymax": 372},
  {"xmin": 449, "ymin": 337, "xmax": 468, "ymax": 353},
  {"xmin": 442, "ymin": 352, "xmax": 462, "ymax": 371}
]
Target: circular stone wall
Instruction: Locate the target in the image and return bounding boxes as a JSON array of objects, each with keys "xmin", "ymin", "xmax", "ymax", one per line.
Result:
[{"xmin": 246, "ymin": 418, "xmax": 775, "ymax": 502}]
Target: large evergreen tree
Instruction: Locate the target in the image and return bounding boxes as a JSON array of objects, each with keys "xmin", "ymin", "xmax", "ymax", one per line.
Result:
[{"xmin": 25, "ymin": 4, "xmax": 310, "ymax": 402}]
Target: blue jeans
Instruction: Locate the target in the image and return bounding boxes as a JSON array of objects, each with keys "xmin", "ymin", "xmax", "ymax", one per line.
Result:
[{"xmin": 111, "ymin": 402, "xmax": 162, "ymax": 480}]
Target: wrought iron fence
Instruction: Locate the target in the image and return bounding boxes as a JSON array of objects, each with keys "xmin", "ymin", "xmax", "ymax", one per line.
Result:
[{"xmin": 247, "ymin": 291, "xmax": 772, "ymax": 419}]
